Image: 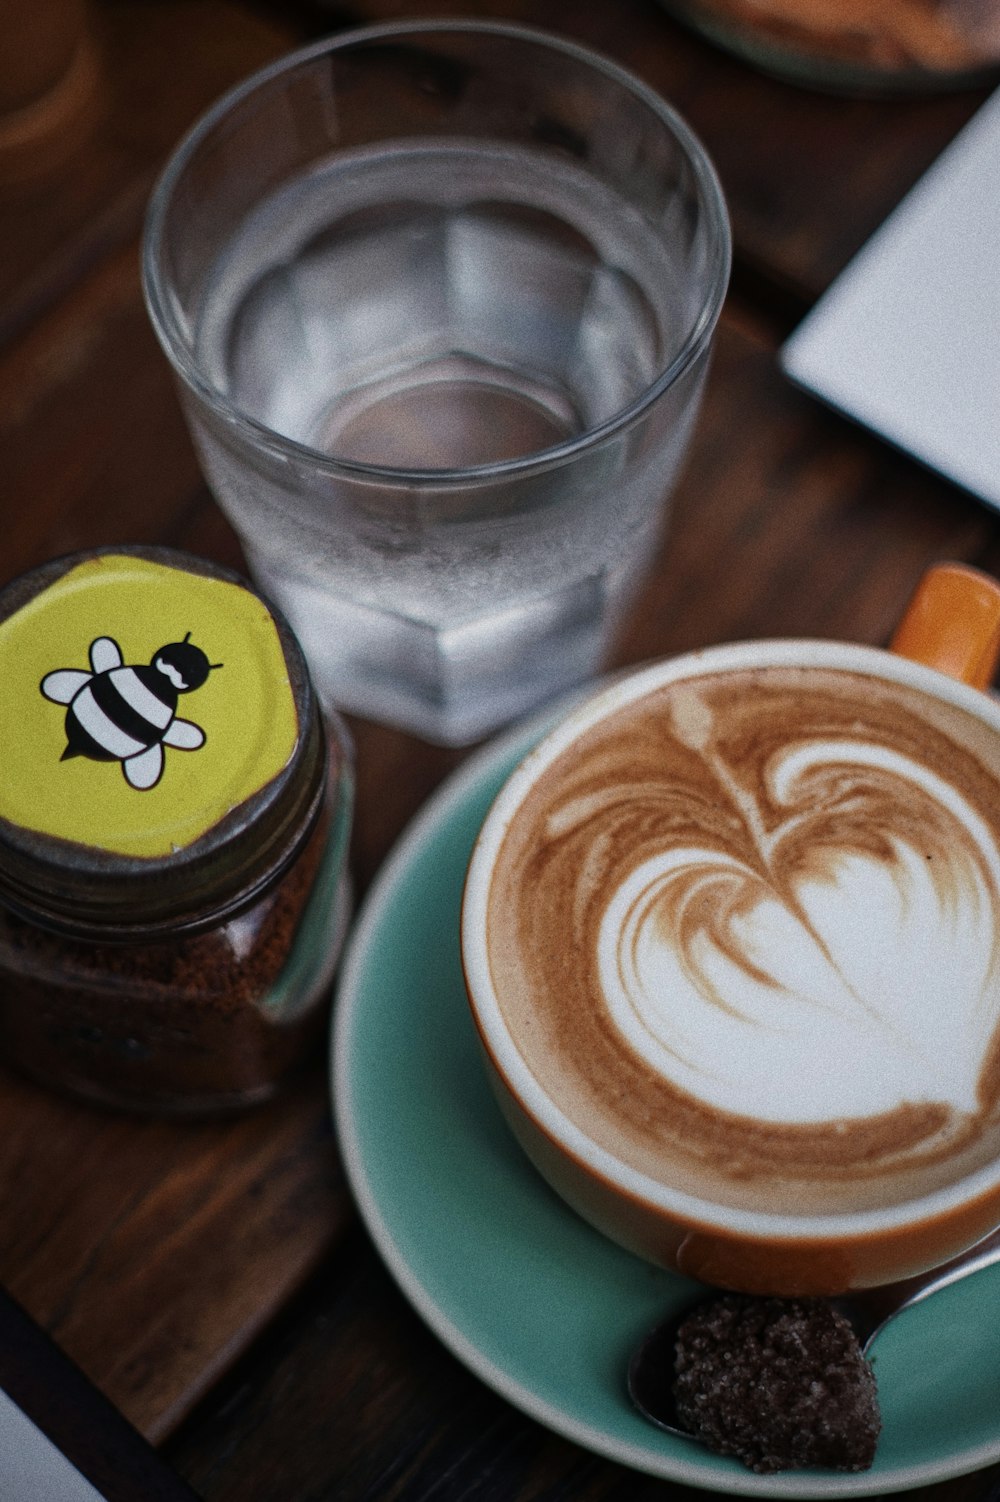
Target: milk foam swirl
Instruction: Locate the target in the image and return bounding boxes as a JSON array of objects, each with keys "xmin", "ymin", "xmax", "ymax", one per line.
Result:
[
  {"xmin": 599, "ymin": 714, "xmax": 1000, "ymax": 1124},
  {"xmin": 484, "ymin": 664, "xmax": 1000, "ymax": 1213}
]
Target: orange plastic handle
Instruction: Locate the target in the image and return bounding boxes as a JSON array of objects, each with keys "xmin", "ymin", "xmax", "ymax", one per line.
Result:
[{"xmin": 890, "ymin": 563, "xmax": 1000, "ymax": 690}]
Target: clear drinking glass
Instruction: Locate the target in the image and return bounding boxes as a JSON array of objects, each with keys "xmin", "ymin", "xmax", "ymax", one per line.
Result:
[{"xmin": 142, "ymin": 21, "xmax": 730, "ymax": 746}]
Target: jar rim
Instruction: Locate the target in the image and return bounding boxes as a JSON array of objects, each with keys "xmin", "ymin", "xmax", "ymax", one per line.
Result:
[{"xmin": 0, "ymin": 545, "xmax": 329, "ymax": 938}]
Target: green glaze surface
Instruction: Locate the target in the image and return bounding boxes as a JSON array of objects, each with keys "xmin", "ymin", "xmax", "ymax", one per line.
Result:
[{"xmin": 331, "ymin": 713, "xmax": 1000, "ymax": 1497}]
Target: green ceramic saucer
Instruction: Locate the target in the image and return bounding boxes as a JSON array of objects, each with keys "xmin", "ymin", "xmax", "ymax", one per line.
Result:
[{"xmin": 330, "ymin": 711, "xmax": 1000, "ymax": 1498}]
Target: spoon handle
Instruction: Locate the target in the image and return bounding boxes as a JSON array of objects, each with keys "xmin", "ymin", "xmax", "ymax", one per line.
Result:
[{"xmin": 843, "ymin": 1224, "xmax": 1000, "ymax": 1352}]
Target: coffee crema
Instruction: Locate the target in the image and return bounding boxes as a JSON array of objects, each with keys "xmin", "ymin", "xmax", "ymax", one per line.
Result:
[{"xmin": 484, "ymin": 665, "xmax": 1000, "ymax": 1215}]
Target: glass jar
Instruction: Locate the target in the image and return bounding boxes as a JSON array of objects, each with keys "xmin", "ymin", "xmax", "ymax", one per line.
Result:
[
  {"xmin": 0, "ymin": 546, "xmax": 353, "ymax": 1114},
  {"xmin": 657, "ymin": 0, "xmax": 1000, "ymax": 93}
]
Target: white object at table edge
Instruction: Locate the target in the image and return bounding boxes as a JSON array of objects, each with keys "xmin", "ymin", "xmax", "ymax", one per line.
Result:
[{"xmin": 780, "ymin": 87, "xmax": 1000, "ymax": 510}]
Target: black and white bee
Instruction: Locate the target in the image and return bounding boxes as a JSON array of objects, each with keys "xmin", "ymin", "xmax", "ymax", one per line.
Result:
[{"xmin": 41, "ymin": 634, "xmax": 221, "ymax": 790}]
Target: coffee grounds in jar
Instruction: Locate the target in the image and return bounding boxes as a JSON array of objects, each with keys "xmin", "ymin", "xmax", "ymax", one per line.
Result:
[
  {"xmin": 673, "ymin": 1294, "xmax": 881, "ymax": 1473},
  {"xmin": 0, "ymin": 807, "xmax": 330, "ymax": 1114}
]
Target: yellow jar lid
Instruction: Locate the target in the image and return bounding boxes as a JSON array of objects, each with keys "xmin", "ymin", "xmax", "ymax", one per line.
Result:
[{"xmin": 0, "ymin": 547, "xmax": 326, "ymax": 936}]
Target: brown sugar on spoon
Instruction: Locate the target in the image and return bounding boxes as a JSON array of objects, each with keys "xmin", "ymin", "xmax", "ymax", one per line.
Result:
[{"xmin": 673, "ymin": 1295, "xmax": 881, "ymax": 1473}]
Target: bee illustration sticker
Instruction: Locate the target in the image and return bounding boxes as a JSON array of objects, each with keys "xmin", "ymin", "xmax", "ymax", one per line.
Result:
[
  {"xmin": 0, "ymin": 553, "xmax": 299, "ymax": 858},
  {"xmin": 40, "ymin": 633, "xmax": 222, "ymax": 790}
]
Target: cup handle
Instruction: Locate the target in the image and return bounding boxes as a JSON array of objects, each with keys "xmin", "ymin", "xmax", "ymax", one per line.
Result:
[{"xmin": 889, "ymin": 562, "xmax": 1000, "ymax": 690}]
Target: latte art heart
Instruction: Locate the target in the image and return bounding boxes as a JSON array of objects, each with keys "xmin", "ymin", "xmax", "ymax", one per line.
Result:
[
  {"xmin": 484, "ymin": 663, "xmax": 1000, "ymax": 1215},
  {"xmin": 600, "ymin": 736, "xmax": 1000, "ymax": 1125}
]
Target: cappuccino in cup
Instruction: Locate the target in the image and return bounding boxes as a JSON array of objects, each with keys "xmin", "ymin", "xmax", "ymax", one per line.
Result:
[{"xmin": 462, "ymin": 616, "xmax": 1000, "ymax": 1293}]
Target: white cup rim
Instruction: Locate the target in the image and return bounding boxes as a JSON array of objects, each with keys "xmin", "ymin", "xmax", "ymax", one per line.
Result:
[{"xmin": 461, "ymin": 638, "xmax": 1000, "ymax": 1242}]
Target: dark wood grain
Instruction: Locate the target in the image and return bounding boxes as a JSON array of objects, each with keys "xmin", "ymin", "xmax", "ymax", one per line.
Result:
[
  {"xmin": 0, "ymin": 0, "xmax": 298, "ymax": 347},
  {"xmin": 2, "ymin": 0, "xmax": 999, "ymax": 1495},
  {"xmin": 0, "ymin": 1056, "xmax": 349, "ymax": 1442}
]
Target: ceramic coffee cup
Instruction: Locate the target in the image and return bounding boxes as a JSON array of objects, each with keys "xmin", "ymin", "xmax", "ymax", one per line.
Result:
[{"xmin": 461, "ymin": 563, "xmax": 1000, "ymax": 1295}]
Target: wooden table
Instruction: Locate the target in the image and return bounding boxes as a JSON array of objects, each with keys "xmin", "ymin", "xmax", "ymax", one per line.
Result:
[{"xmin": 1, "ymin": 0, "xmax": 998, "ymax": 1496}]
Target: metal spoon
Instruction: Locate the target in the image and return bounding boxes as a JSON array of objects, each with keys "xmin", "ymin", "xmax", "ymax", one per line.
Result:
[{"xmin": 628, "ymin": 1224, "xmax": 1000, "ymax": 1440}]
